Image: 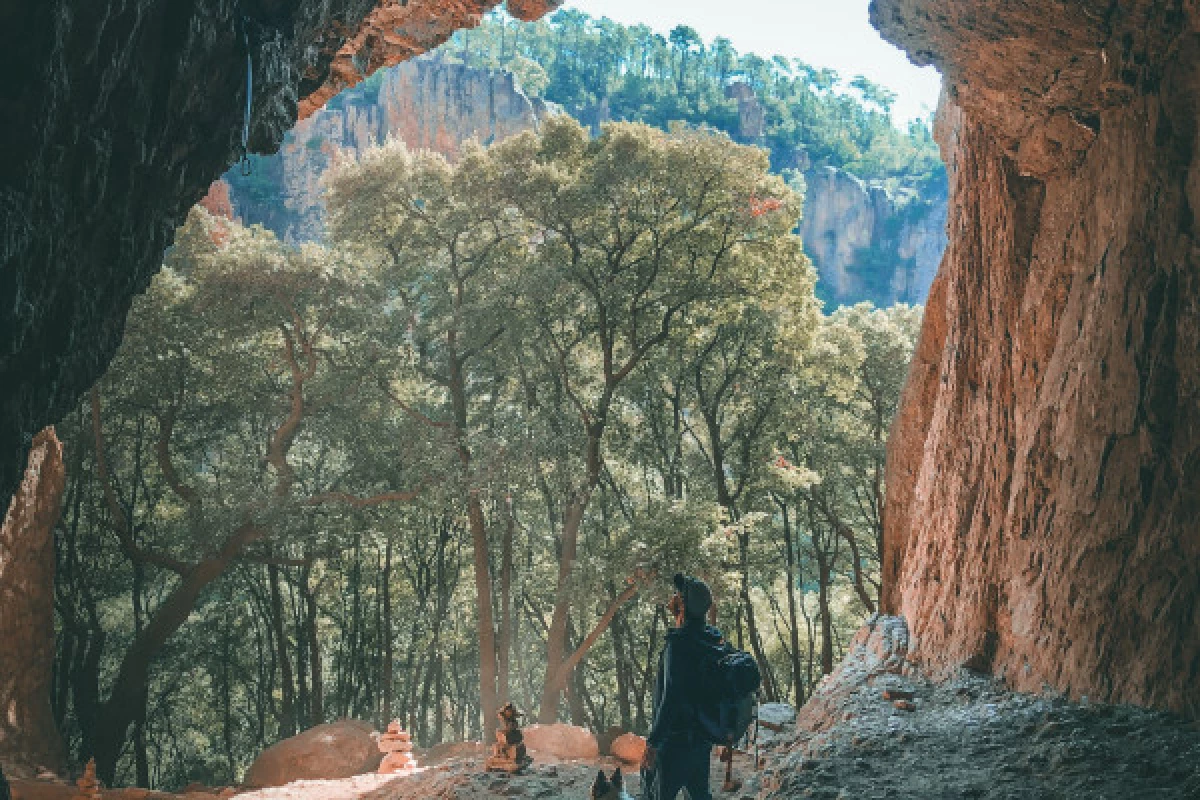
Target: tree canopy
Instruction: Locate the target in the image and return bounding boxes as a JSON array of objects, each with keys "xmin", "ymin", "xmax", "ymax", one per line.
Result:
[{"xmin": 49, "ymin": 118, "xmax": 921, "ymax": 790}]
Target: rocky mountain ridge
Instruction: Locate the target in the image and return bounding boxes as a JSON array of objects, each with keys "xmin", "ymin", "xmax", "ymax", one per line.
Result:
[
  {"xmin": 223, "ymin": 55, "xmax": 556, "ymax": 241},
  {"xmin": 219, "ymin": 56, "xmax": 947, "ymax": 307}
]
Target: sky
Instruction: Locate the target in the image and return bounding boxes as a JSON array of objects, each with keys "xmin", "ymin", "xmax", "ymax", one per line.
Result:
[{"xmin": 565, "ymin": 0, "xmax": 942, "ymax": 125}]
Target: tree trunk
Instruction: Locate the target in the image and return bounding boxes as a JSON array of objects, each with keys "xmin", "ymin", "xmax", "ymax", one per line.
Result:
[
  {"xmin": 778, "ymin": 499, "xmax": 806, "ymax": 705},
  {"xmin": 538, "ymin": 496, "xmax": 588, "ymax": 723},
  {"xmin": 0, "ymin": 428, "xmax": 67, "ymax": 778},
  {"xmin": 380, "ymin": 541, "xmax": 394, "ymax": 727},
  {"xmin": 466, "ymin": 492, "xmax": 500, "ymax": 741},
  {"xmin": 268, "ymin": 563, "xmax": 296, "ymax": 738},
  {"xmin": 301, "ymin": 567, "xmax": 324, "ymax": 727},
  {"xmin": 497, "ymin": 499, "xmax": 515, "ymax": 706},
  {"xmin": 815, "ymin": 541, "xmax": 835, "ymax": 676}
]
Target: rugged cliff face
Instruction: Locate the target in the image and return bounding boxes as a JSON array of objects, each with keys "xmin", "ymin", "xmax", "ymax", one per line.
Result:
[
  {"xmin": 225, "ymin": 56, "xmax": 552, "ymax": 240},
  {"xmin": 0, "ymin": 428, "xmax": 66, "ymax": 777},
  {"xmin": 874, "ymin": 0, "xmax": 1200, "ymax": 715},
  {"xmin": 0, "ymin": 0, "xmax": 560, "ymax": 508},
  {"xmin": 800, "ymin": 166, "xmax": 947, "ymax": 307}
]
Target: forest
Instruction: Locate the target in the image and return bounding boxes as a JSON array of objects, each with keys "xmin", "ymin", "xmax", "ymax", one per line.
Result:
[
  {"xmin": 432, "ymin": 9, "xmax": 944, "ymax": 189},
  {"xmin": 49, "ymin": 117, "xmax": 921, "ymax": 790}
]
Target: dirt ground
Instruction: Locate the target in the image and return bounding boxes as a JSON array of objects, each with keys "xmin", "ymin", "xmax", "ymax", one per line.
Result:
[{"xmin": 13, "ymin": 617, "xmax": 1200, "ymax": 799}]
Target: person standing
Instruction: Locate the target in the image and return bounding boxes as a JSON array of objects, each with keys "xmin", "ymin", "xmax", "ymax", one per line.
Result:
[{"xmin": 641, "ymin": 573, "xmax": 725, "ymax": 800}]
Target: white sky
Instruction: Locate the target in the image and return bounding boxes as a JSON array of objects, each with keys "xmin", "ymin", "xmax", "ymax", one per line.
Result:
[{"xmin": 564, "ymin": 0, "xmax": 942, "ymax": 125}]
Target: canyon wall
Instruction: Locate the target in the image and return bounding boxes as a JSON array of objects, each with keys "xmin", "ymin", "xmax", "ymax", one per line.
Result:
[
  {"xmin": 800, "ymin": 166, "xmax": 947, "ymax": 307},
  {"xmin": 0, "ymin": 429, "xmax": 66, "ymax": 777},
  {"xmin": 226, "ymin": 56, "xmax": 553, "ymax": 241},
  {"xmin": 874, "ymin": 0, "xmax": 1200, "ymax": 714},
  {"xmin": 0, "ymin": 0, "xmax": 560, "ymax": 508}
]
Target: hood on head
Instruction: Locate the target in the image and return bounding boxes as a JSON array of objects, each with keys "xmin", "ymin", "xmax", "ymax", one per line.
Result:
[{"xmin": 672, "ymin": 572, "xmax": 712, "ymax": 620}]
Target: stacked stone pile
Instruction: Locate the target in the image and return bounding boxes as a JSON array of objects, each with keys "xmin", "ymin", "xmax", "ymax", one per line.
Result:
[
  {"xmin": 485, "ymin": 703, "xmax": 533, "ymax": 773},
  {"xmin": 377, "ymin": 721, "xmax": 418, "ymax": 775},
  {"xmin": 74, "ymin": 759, "xmax": 101, "ymax": 799}
]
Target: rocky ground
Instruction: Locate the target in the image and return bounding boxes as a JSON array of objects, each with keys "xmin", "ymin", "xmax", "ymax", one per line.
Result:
[
  {"xmin": 12, "ymin": 617, "xmax": 1200, "ymax": 800},
  {"xmin": 738, "ymin": 616, "xmax": 1200, "ymax": 800}
]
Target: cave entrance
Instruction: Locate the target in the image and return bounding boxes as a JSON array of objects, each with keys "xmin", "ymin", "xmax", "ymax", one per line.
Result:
[{"xmin": 0, "ymin": 0, "xmax": 956, "ymax": 792}]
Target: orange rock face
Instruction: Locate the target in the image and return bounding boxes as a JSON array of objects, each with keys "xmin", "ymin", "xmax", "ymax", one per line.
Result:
[
  {"xmin": 0, "ymin": 428, "xmax": 67, "ymax": 777},
  {"xmin": 608, "ymin": 733, "xmax": 646, "ymax": 766},
  {"xmin": 298, "ymin": 0, "xmax": 562, "ymax": 119},
  {"xmin": 874, "ymin": 0, "xmax": 1200, "ymax": 715}
]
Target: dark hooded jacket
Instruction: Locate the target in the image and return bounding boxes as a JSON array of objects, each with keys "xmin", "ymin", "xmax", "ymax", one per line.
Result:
[{"xmin": 646, "ymin": 616, "xmax": 726, "ymax": 747}]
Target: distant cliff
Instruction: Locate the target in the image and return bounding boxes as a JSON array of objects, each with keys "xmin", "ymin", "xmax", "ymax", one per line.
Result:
[
  {"xmin": 219, "ymin": 56, "xmax": 946, "ymax": 308},
  {"xmin": 222, "ymin": 55, "xmax": 554, "ymax": 241},
  {"xmin": 800, "ymin": 166, "xmax": 947, "ymax": 308}
]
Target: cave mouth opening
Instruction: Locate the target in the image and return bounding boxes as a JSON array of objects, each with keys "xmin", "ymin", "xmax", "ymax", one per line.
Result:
[
  {"xmin": 0, "ymin": 1, "xmax": 958, "ymax": 791},
  {"xmin": 12, "ymin": 0, "xmax": 1200, "ymax": 795}
]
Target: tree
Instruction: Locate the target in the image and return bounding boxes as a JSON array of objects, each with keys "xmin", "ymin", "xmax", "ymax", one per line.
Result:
[
  {"xmin": 78, "ymin": 212, "xmax": 422, "ymax": 783},
  {"xmin": 486, "ymin": 116, "xmax": 810, "ymax": 721},
  {"xmin": 327, "ymin": 140, "xmax": 529, "ymax": 742}
]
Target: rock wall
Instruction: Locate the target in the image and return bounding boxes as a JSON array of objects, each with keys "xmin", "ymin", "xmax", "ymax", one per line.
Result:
[
  {"xmin": 800, "ymin": 166, "xmax": 947, "ymax": 307},
  {"xmin": 226, "ymin": 56, "xmax": 553, "ymax": 241},
  {"xmin": 874, "ymin": 0, "xmax": 1200, "ymax": 715},
  {"xmin": 0, "ymin": 0, "xmax": 560, "ymax": 508},
  {"xmin": 0, "ymin": 428, "xmax": 66, "ymax": 777}
]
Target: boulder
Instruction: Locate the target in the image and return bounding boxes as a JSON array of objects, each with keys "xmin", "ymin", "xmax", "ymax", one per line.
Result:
[
  {"xmin": 755, "ymin": 702, "xmax": 798, "ymax": 748},
  {"xmin": 609, "ymin": 733, "xmax": 647, "ymax": 765},
  {"xmin": 521, "ymin": 724, "xmax": 599, "ymax": 761},
  {"xmin": 757, "ymin": 703, "xmax": 797, "ymax": 729},
  {"xmin": 243, "ymin": 719, "xmax": 381, "ymax": 787}
]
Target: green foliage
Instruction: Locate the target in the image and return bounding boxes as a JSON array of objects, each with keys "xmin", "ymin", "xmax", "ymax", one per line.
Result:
[
  {"xmin": 444, "ymin": 10, "xmax": 944, "ymax": 189},
  {"xmin": 53, "ymin": 122, "xmax": 922, "ymax": 790}
]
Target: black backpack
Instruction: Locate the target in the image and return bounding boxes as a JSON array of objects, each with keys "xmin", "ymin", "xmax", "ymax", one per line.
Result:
[{"xmin": 694, "ymin": 643, "xmax": 761, "ymax": 746}]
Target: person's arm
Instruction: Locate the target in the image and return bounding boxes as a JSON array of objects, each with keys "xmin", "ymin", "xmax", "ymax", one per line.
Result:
[{"xmin": 646, "ymin": 639, "xmax": 682, "ymax": 748}]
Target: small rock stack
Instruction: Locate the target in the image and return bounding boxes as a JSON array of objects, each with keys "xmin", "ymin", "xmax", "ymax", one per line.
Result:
[
  {"xmin": 74, "ymin": 759, "xmax": 101, "ymax": 800},
  {"xmin": 377, "ymin": 720, "xmax": 419, "ymax": 775},
  {"xmin": 486, "ymin": 703, "xmax": 533, "ymax": 773}
]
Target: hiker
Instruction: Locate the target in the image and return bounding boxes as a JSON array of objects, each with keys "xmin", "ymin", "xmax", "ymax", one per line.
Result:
[{"xmin": 640, "ymin": 572, "xmax": 723, "ymax": 800}]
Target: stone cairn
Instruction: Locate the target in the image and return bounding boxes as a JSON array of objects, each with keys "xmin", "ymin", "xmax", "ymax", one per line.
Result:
[
  {"xmin": 74, "ymin": 759, "xmax": 101, "ymax": 800},
  {"xmin": 485, "ymin": 702, "xmax": 533, "ymax": 773},
  {"xmin": 377, "ymin": 720, "xmax": 419, "ymax": 775}
]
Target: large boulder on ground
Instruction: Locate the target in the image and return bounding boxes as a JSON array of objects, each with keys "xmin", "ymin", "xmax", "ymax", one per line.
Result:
[
  {"xmin": 609, "ymin": 733, "xmax": 647, "ymax": 765},
  {"xmin": 521, "ymin": 724, "xmax": 599, "ymax": 761},
  {"xmin": 244, "ymin": 719, "xmax": 382, "ymax": 787}
]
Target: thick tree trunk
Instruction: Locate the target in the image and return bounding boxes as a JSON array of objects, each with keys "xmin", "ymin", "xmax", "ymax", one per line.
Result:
[
  {"xmin": 0, "ymin": 428, "xmax": 67, "ymax": 778},
  {"xmin": 538, "ymin": 497, "xmax": 587, "ymax": 723}
]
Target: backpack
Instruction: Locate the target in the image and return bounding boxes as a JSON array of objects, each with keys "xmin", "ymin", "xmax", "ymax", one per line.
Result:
[{"xmin": 694, "ymin": 643, "xmax": 762, "ymax": 746}]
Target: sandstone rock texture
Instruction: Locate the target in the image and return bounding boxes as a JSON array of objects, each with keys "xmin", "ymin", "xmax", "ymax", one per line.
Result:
[
  {"xmin": 227, "ymin": 55, "xmax": 552, "ymax": 241},
  {"xmin": 520, "ymin": 724, "xmax": 599, "ymax": 761},
  {"xmin": 0, "ymin": 0, "xmax": 558, "ymax": 509},
  {"xmin": 0, "ymin": 429, "xmax": 67, "ymax": 778},
  {"xmin": 243, "ymin": 720, "xmax": 382, "ymax": 788},
  {"xmin": 872, "ymin": 0, "xmax": 1200, "ymax": 715},
  {"xmin": 800, "ymin": 166, "xmax": 947, "ymax": 307},
  {"xmin": 608, "ymin": 733, "xmax": 646, "ymax": 766}
]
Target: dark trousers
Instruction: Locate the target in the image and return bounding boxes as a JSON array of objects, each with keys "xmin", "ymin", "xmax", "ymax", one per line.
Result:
[{"xmin": 642, "ymin": 738, "xmax": 711, "ymax": 800}]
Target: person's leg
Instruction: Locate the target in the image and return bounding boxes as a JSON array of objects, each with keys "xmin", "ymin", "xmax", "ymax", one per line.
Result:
[
  {"xmin": 647, "ymin": 742, "xmax": 688, "ymax": 800},
  {"xmin": 681, "ymin": 743, "xmax": 713, "ymax": 800}
]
